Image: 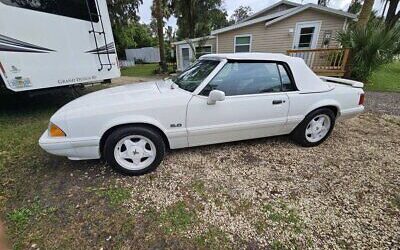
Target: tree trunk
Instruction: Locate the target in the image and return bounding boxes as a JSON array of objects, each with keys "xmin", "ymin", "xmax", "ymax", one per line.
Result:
[
  {"xmin": 356, "ymin": 0, "xmax": 375, "ymax": 29},
  {"xmin": 189, "ymin": 0, "xmax": 195, "ymax": 38},
  {"xmin": 385, "ymin": 0, "xmax": 400, "ymax": 29},
  {"xmin": 155, "ymin": 0, "xmax": 167, "ymax": 73},
  {"xmin": 381, "ymin": 0, "xmax": 388, "ymax": 18}
]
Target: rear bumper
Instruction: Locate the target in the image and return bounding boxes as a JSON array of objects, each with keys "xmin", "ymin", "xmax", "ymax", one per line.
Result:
[
  {"xmin": 338, "ymin": 106, "xmax": 364, "ymax": 120},
  {"xmin": 39, "ymin": 130, "xmax": 100, "ymax": 160}
]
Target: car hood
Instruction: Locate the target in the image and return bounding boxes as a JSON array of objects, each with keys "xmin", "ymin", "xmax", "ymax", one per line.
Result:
[
  {"xmin": 52, "ymin": 80, "xmax": 181, "ymax": 120},
  {"xmin": 60, "ymin": 81, "xmax": 162, "ymax": 111}
]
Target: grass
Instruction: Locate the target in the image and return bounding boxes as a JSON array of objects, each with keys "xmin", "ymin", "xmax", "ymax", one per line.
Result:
[
  {"xmin": 121, "ymin": 63, "xmax": 176, "ymax": 77},
  {"xmin": 260, "ymin": 202, "xmax": 303, "ymax": 234},
  {"xmin": 95, "ymin": 187, "xmax": 131, "ymax": 207},
  {"xmin": 121, "ymin": 63, "xmax": 159, "ymax": 77},
  {"xmin": 0, "ymin": 86, "xmax": 209, "ymax": 249},
  {"xmin": 366, "ymin": 61, "xmax": 400, "ymax": 92},
  {"xmin": 195, "ymin": 227, "xmax": 230, "ymax": 249},
  {"xmin": 159, "ymin": 201, "xmax": 195, "ymax": 234}
]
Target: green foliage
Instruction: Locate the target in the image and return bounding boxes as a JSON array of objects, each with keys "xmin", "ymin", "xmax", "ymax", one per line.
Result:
[
  {"xmin": 106, "ymin": 0, "xmax": 142, "ymax": 26},
  {"xmin": 7, "ymin": 198, "xmax": 57, "ymax": 233},
  {"xmin": 337, "ymin": 21, "xmax": 400, "ymax": 81},
  {"xmin": 7, "ymin": 208, "xmax": 32, "ymax": 230},
  {"xmin": 347, "ymin": 0, "xmax": 362, "ymax": 14},
  {"xmin": 367, "ymin": 61, "xmax": 400, "ymax": 92},
  {"xmin": 96, "ymin": 187, "xmax": 131, "ymax": 206},
  {"xmin": 160, "ymin": 201, "xmax": 195, "ymax": 234},
  {"xmin": 261, "ymin": 202, "xmax": 303, "ymax": 234},
  {"xmin": 191, "ymin": 180, "xmax": 206, "ymax": 196},
  {"xmin": 113, "ymin": 23, "xmax": 157, "ymax": 57},
  {"xmin": 195, "ymin": 227, "xmax": 230, "ymax": 248},
  {"xmin": 390, "ymin": 194, "xmax": 400, "ymax": 209},
  {"xmin": 121, "ymin": 64, "xmax": 161, "ymax": 77},
  {"xmin": 172, "ymin": 0, "xmax": 229, "ymax": 40},
  {"xmin": 270, "ymin": 240, "xmax": 285, "ymax": 250},
  {"xmin": 229, "ymin": 5, "xmax": 253, "ymax": 23}
]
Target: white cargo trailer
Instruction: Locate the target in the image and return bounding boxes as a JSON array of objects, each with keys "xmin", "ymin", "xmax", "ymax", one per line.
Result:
[{"xmin": 0, "ymin": 0, "xmax": 120, "ymax": 92}]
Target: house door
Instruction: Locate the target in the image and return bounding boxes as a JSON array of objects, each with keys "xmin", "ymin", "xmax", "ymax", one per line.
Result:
[
  {"xmin": 293, "ymin": 21, "xmax": 321, "ymax": 66},
  {"xmin": 181, "ymin": 47, "xmax": 190, "ymax": 70},
  {"xmin": 293, "ymin": 21, "xmax": 320, "ymax": 49}
]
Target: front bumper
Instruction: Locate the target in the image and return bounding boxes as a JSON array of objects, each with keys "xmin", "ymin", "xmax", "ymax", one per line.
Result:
[{"xmin": 39, "ymin": 130, "xmax": 101, "ymax": 160}]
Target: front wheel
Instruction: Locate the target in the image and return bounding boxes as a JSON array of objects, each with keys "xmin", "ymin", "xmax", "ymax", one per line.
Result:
[
  {"xmin": 103, "ymin": 126, "xmax": 165, "ymax": 175},
  {"xmin": 292, "ymin": 108, "xmax": 336, "ymax": 147}
]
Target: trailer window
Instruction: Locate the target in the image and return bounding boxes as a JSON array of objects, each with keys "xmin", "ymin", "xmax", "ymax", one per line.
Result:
[{"xmin": 0, "ymin": 0, "xmax": 99, "ymax": 22}]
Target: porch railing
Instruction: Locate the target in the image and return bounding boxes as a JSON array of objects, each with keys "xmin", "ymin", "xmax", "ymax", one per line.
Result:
[{"xmin": 287, "ymin": 48, "xmax": 350, "ymax": 77}]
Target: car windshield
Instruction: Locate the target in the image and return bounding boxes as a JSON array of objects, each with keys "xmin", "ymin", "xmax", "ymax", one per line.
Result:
[{"xmin": 172, "ymin": 60, "xmax": 220, "ymax": 92}]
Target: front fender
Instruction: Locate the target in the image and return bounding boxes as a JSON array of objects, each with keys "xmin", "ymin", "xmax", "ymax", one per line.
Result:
[{"xmin": 100, "ymin": 115, "xmax": 168, "ymax": 136}]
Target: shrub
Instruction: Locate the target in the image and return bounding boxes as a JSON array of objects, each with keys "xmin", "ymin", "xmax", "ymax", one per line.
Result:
[{"xmin": 337, "ymin": 22, "xmax": 400, "ymax": 81}]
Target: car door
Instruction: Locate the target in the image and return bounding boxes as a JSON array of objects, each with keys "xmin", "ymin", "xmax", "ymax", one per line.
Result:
[{"xmin": 186, "ymin": 61, "xmax": 291, "ymax": 147}]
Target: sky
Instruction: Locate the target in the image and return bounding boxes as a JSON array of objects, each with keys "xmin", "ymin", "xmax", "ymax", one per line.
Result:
[{"xmin": 138, "ymin": 0, "xmax": 386, "ymax": 28}]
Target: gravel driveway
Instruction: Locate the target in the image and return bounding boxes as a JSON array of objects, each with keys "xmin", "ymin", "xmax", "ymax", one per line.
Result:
[
  {"xmin": 121, "ymin": 114, "xmax": 399, "ymax": 249},
  {"xmin": 1, "ymin": 82, "xmax": 398, "ymax": 249},
  {"xmin": 365, "ymin": 91, "xmax": 400, "ymax": 116},
  {"xmin": 111, "ymin": 81, "xmax": 399, "ymax": 248}
]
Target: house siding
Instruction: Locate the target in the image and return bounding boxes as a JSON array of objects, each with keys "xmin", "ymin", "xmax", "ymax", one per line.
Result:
[
  {"xmin": 217, "ymin": 9, "xmax": 345, "ymax": 54},
  {"xmin": 175, "ymin": 37, "xmax": 216, "ymax": 70}
]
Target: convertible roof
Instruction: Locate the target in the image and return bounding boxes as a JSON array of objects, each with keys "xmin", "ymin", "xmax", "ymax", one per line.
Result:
[{"xmin": 200, "ymin": 53, "xmax": 332, "ymax": 93}]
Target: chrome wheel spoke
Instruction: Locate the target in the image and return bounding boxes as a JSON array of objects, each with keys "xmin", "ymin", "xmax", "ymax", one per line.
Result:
[
  {"xmin": 131, "ymin": 156, "xmax": 141, "ymax": 165},
  {"xmin": 123, "ymin": 139, "xmax": 135, "ymax": 150},
  {"xmin": 143, "ymin": 149, "xmax": 154, "ymax": 157},
  {"xmin": 119, "ymin": 150, "xmax": 129, "ymax": 158},
  {"xmin": 136, "ymin": 139, "xmax": 147, "ymax": 148}
]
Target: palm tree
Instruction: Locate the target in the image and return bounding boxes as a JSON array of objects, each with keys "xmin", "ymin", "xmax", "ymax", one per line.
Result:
[
  {"xmin": 357, "ymin": 0, "xmax": 375, "ymax": 29},
  {"xmin": 385, "ymin": 0, "xmax": 400, "ymax": 28},
  {"xmin": 154, "ymin": 0, "xmax": 168, "ymax": 73}
]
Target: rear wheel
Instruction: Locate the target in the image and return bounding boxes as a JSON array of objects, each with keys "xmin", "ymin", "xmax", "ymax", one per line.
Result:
[
  {"xmin": 104, "ymin": 126, "xmax": 165, "ymax": 175},
  {"xmin": 292, "ymin": 108, "xmax": 336, "ymax": 147}
]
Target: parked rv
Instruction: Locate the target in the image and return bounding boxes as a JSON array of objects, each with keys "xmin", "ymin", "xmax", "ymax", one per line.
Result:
[{"xmin": 0, "ymin": 0, "xmax": 120, "ymax": 92}]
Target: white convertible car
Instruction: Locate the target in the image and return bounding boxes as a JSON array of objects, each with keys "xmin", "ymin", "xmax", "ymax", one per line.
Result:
[{"xmin": 39, "ymin": 53, "xmax": 365, "ymax": 175}]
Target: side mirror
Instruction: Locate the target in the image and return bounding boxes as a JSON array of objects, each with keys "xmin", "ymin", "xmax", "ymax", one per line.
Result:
[{"xmin": 207, "ymin": 90, "xmax": 225, "ymax": 105}]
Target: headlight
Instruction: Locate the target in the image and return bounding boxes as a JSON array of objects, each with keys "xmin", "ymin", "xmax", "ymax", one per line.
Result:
[{"xmin": 48, "ymin": 122, "xmax": 66, "ymax": 137}]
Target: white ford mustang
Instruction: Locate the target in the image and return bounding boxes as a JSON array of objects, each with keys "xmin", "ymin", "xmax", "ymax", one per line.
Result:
[{"xmin": 39, "ymin": 53, "xmax": 365, "ymax": 175}]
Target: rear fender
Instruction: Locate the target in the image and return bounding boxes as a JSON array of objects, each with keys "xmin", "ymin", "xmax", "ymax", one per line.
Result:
[{"xmin": 305, "ymin": 99, "xmax": 341, "ymax": 117}]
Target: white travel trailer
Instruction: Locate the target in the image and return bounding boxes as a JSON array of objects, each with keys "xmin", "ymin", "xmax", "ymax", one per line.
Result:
[{"xmin": 0, "ymin": 0, "xmax": 120, "ymax": 92}]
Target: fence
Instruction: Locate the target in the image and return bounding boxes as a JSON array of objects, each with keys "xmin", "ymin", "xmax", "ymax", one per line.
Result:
[
  {"xmin": 118, "ymin": 60, "xmax": 135, "ymax": 68},
  {"xmin": 125, "ymin": 47, "xmax": 160, "ymax": 63}
]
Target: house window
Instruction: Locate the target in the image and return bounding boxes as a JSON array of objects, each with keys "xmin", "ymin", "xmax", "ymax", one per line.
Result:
[
  {"xmin": 196, "ymin": 45, "xmax": 212, "ymax": 58},
  {"xmin": 234, "ymin": 35, "xmax": 251, "ymax": 53},
  {"xmin": 298, "ymin": 27, "xmax": 315, "ymax": 48}
]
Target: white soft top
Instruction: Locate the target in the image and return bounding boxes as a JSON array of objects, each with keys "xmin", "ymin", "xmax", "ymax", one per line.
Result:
[{"xmin": 200, "ymin": 53, "xmax": 332, "ymax": 93}]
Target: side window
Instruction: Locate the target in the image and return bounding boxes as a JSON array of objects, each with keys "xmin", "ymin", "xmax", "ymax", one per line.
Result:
[
  {"xmin": 58, "ymin": 0, "xmax": 99, "ymax": 22},
  {"xmin": 201, "ymin": 62, "xmax": 282, "ymax": 96},
  {"xmin": 0, "ymin": 0, "xmax": 99, "ymax": 22},
  {"xmin": 278, "ymin": 64, "xmax": 296, "ymax": 91},
  {"xmin": 0, "ymin": 0, "xmax": 59, "ymax": 14}
]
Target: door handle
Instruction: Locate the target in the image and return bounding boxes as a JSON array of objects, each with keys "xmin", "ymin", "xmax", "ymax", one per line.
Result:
[{"xmin": 272, "ymin": 100, "xmax": 285, "ymax": 105}]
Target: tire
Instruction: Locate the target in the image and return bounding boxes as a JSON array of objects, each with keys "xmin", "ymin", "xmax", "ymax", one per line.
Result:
[
  {"xmin": 291, "ymin": 108, "xmax": 336, "ymax": 147},
  {"xmin": 103, "ymin": 126, "xmax": 166, "ymax": 175}
]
